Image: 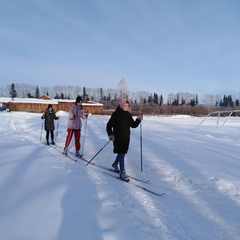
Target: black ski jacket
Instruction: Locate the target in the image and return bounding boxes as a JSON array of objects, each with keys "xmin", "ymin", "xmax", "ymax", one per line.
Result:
[
  {"xmin": 106, "ymin": 106, "xmax": 140, "ymax": 154},
  {"xmin": 41, "ymin": 108, "xmax": 59, "ymax": 131}
]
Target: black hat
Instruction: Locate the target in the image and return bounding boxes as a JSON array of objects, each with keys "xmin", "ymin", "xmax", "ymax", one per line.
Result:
[
  {"xmin": 48, "ymin": 104, "xmax": 53, "ymax": 109},
  {"xmin": 75, "ymin": 96, "xmax": 82, "ymax": 103}
]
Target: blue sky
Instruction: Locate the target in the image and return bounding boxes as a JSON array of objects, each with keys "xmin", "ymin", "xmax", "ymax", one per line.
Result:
[{"xmin": 1, "ymin": 0, "xmax": 240, "ymax": 100}]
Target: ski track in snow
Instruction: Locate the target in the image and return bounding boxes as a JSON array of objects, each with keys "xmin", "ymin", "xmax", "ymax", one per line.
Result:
[{"xmin": 0, "ymin": 112, "xmax": 240, "ymax": 239}]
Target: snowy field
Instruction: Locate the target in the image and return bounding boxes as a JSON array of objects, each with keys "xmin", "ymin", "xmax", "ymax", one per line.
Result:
[{"xmin": 0, "ymin": 111, "xmax": 240, "ymax": 240}]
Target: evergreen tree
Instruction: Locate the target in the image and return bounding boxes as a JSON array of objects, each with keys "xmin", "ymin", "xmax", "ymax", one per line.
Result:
[
  {"xmin": 100, "ymin": 88, "xmax": 103, "ymax": 102},
  {"xmin": 60, "ymin": 93, "xmax": 65, "ymax": 99},
  {"xmin": 219, "ymin": 99, "xmax": 223, "ymax": 107},
  {"xmin": 221, "ymin": 95, "xmax": 234, "ymax": 107},
  {"xmin": 27, "ymin": 92, "xmax": 33, "ymax": 98},
  {"xmin": 180, "ymin": 97, "xmax": 185, "ymax": 105},
  {"xmin": 148, "ymin": 94, "xmax": 153, "ymax": 104},
  {"xmin": 113, "ymin": 93, "xmax": 117, "ymax": 103},
  {"xmin": 172, "ymin": 94, "xmax": 179, "ymax": 106},
  {"xmin": 235, "ymin": 99, "xmax": 239, "ymax": 107},
  {"xmin": 153, "ymin": 93, "xmax": 158, "ymax": 104},
  {"xmin": 9, "ymin": 83, "xmax": 17, "ymax": 99},
  {"xmin": 106, "ymin": 93, "xmax": 110, "ymax": 102},
  {"xmin": 195, "ymin": 94, "xmax": 199, "ymax": 105},
  {"xmin": 159, "ymin": 94, "xmax": 163, "ymax": 106},
  {"xmin": 228, "ymin": 95, "xmax": 234, "ymax": 107},
  {"xmin": 54, "ymin": 93, "xmax": 60, "ymax": 99},
  {"xmin": 172, "ymin": 99, "xmax": 178, "ymax": 106},
  {"xmin": 82, "ymin": 87, "xmax": 86, "ymax": 101},
  {"xmin": 189, "ymin": 99, "xmax": 195, "ymax": 107},
  {"xmin": 223, "ymin": 95, "xmax": 228, "ymax": 107},
  {"xmin": 82, "ymin": 87, "xmax": 89, "ymax": 101},
  {"xmin": 35, "ymin": 86, "xmax": 40, "ymax": 98}
]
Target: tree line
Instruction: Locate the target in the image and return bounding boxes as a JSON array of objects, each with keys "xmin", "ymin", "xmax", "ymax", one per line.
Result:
[{"xmin": 2, "ymin": 79, "xmax": 240, "ymax": 114}]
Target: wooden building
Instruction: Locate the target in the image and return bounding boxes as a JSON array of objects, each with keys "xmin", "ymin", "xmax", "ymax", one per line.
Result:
[{"xmin": 0, "ymin": 96, "xmax": 103, "ymax": 114}]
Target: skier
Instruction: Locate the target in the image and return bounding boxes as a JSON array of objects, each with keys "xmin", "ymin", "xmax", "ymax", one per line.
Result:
[
  {"xmin": 41, "ymin": 104, "xmax": 60, "ymax": 145},
  {"xmin": 63, "ymin": 96, "xmax": 88, "ymax": 157},
  {"xmin": 106, "ymin": 98, "xmax": 143, "ymax": 181}
]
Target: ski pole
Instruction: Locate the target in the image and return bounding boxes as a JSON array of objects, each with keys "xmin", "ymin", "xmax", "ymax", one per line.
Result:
[
  {"xmin": 40, "ymin": 121, "xmax": 44, "ymax": 141},
  {"xmin": 56, "ymin": 122, "xmax": 59, "ymax": 139},
  {"xmin": 85, "ymin": 140, "xmax": 111, "ymax": 166},
  {"xmin": 140, "ymin": 114, "xmax": 143, "ymax": 172},
  {"xmin": 81, "ymin": 114, "xmax": 88, "ymax": 156}
]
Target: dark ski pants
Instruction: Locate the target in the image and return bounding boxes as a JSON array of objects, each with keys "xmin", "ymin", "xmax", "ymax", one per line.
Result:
[{"xmin": 46, "ymin": 130, "xmax": 54, "ymax": 142}]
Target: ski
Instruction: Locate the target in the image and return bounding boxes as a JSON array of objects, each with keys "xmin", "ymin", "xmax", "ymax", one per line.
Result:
[
  {"xmin": 68, "ymin": 152, "xmax": 96, "ymax": 165},
  {"xmin": 41, "ymin": 141, "xmax": 77, "ymax": 162},
  {"xmin": 55, "ymin": 147, "xmax": 86, "ymax": 162},
  {"xmin": 63, "ymin": 153, "xmax": 77, "ymax": 162},
  {"xmin": 54, "ymin": 143, "xmax": 62, "ymax": 148},
  {"xmin": 54, "ymin": 147, "xmax": 149, "ymax": 183},
  {"xmin": 70, "ymin": 151, "xmax": 83, "ymax": 158},
  {"xmin": 93, "ymin": 164, "xmax": 149, "ymax": 183},
  {"xmin": 55, "ymin": 147, "xmax": 77, "ymax": 162},
  {"xmin": 77, "ymin": 155, "xmax": 149, "ymax": 183},
  {"xmin": 103, "ymin": 172, "xmax": 164, "ymax": 197},
  {"xmin": 41, "ymin": 141, "xmax": 57, "ymax": 149}
]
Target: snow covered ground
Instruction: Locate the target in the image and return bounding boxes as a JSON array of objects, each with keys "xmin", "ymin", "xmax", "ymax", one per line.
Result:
[{"xmin": 0, "ymin": 111, "xmax": 240, "ymax": 240}]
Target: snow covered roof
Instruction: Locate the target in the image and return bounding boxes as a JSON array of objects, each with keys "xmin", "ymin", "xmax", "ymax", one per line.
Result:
[{"xmin": 0, "ymin": 97, "xmax": 103, "ymax": 106}]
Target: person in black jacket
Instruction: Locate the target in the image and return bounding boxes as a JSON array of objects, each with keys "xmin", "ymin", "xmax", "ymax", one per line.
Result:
[
  {"xmin": 41, "ymin": 104, "xmax": 60, "ymax": 145},
  {"xmin": 106, "ymin": 99, "xmax": 143, "ymax": 181}
]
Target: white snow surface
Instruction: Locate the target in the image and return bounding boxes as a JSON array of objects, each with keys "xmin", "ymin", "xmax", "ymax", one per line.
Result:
[{"xmin": 0, "ymin": 111, "xmax": 240, "ymax": 240}]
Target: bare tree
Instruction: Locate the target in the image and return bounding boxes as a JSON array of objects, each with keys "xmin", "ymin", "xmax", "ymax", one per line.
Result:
[
  {"xmin": 202, "ymin": 94, "xmax": 215, "ymax": 106},
  {"xmin": 14, "ymin": 84, "xmax": 24, "ymax": 98},
  {"xmin": 41, "ymin": 86, "xmax": 50, "ymax": 96},
  {"xmin": 104, "ymin": 88, "xmax": 116, "ymax": 102},
  {"xmin": 13, "ymin": 83, "xmax": 37, "ymax": 98},
  {"xmin": 117, "ymin": 78, "xmax": 128, "ymax": 100},
  {"xmin": 66, "ymin": 85, "xmax": 75, "ymax": 99},
  {"xmin": 72, "ymin": 86, "xmax": 81, "ymax": 98},
  {"xmin": 136, "ymin": 91, "xmax": 150, "ymax": 104},
  {"xmin": 177, "ymin": 92, "xmax": 196, "ymax": 105},
  {"xmin": 214, "ymin": 94, "xmax": 222, "ymax": 106},
  {"xmin": 90, "ymin": 88, "xmax": 102, "ymax": 102},
  {"xmin": 0, "ymin": 86, "xmax": 8, "ymax": 97},
  {"xmin": 167, "ymin": 93, "xmax": 175, "ymax": 105},
  {"xmin": 53, "ymin": 85, "xmax": 61, "ymax": 98}
]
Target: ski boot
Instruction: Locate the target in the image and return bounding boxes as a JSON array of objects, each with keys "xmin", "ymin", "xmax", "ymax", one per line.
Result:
[{"xmin": 119, "ymin": 171, "xmax": 129, "ymax": 182}]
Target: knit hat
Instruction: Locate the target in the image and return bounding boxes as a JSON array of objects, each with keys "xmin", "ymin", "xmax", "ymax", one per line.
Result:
[
  {"xmin": 119, "ymin": 98, "xmax": 130, "ymax": 109},
  {"xmin": 48, "ymin": 104, "xmax": 53, "ymax": 109},
  {"xmin": 75, "ymin": 96, "xmax": 82, "ymax": 103}
]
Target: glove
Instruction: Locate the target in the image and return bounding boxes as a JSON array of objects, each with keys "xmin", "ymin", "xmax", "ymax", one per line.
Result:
[
  {"xmin": 85, "ymin": 113, "xmax": 89, "ymax": 118},
  {"xmin": 138, "ymin": 114, "xmax": 143, "ymax": 121},
  {"xmin": 41, "ymin": 112, "xmax": 45, "ymax": 119},
  {"xmin": 109, "ymin": 135, "xmax": 115, "ymax": 142}
]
